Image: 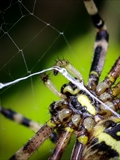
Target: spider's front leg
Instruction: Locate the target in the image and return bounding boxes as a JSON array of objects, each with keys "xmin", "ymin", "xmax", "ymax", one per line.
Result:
[
  {"xmin": 0, "ymin": 106, "xmax": 59, "ymax": 144},
  {"xmin": 0, "ymin": 106, "xmax": 41, "ymax": 132}
]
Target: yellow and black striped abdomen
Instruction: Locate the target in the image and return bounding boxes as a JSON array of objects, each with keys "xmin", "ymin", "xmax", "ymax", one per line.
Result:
[{"xmin": 83, "ymin": 117, "xmax": 120, "ymax": 160}]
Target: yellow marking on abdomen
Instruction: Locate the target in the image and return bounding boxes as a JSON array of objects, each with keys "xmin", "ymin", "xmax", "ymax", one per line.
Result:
[{"xmin": 98, "ymin": 132, "xmax": 120, "ymax": 154}]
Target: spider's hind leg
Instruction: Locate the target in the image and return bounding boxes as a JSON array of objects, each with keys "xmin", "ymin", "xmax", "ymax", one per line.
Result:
[
  {"xmin": 83, "ymin": 0, "xmax": 109, "ymax": 90},
  {"xmin": 0, "ymin": 106, "xmax": 41, "ymax": 132},
  {"xmin": 0, "ymin": 106, "xmax": 58, "ymax": 143}
]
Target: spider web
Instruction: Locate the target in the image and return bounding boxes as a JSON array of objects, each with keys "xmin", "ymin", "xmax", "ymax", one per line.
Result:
[{"xmin": 0, "ymin": 0, "xmax": 120, "ymax": 160}]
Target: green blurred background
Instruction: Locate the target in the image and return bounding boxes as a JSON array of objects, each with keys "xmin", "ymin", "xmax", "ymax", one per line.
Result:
[{"xmin": 0, "ymin": 0, "xmax": 120, "ymax": 159}]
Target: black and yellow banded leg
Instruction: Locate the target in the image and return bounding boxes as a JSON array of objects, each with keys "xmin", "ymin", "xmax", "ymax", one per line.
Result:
[
  {"xmin": 83, "ymin": 0, "xmax": 109, "ymax": 90},
  {"xmin": 0, "ymin": 107, "xmax": 41, "ymax": 132},
  {"xmin": 49, "ymin": 126, "xmax": 74, "ymax": 160},
  {"xmin": 0, "ymin": 107, "xmax": 58, "ymax": 143},
  {"xmin": 9, "ymin": 120, "xmax": 56, "ymax": 160}
]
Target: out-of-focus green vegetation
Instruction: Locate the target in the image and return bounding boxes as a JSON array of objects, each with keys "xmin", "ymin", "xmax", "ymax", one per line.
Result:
[{"xmin": 0, "ymin": 0, "xmax": 119, "ymax": 160}]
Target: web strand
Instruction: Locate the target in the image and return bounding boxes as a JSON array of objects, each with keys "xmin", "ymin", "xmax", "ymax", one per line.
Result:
[
  {"xmin": 0, "ymin": 67, "xmax": 56, "ymax": 89},
  {"xmin": 0, "ymin": 66, "xmax": 119, "ymax": 118}
]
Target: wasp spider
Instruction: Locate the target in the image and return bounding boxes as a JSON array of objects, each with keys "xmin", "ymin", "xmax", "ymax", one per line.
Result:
[{"xmin": 0, "ymin": 0, "xmax": 120, "ymax": 160}]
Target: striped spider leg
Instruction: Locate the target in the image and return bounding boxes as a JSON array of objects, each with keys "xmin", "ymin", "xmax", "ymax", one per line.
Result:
[
  {"xmin": 84, "ymin": 0, "xmax": 109, "ymax": 90},
  {"xmin": 0, "ymin": 107, "xmax": 42, "ymax": 133},
  {"xmin": 0, "ymin": 107, "xmax": 58, "ymax": 143}
]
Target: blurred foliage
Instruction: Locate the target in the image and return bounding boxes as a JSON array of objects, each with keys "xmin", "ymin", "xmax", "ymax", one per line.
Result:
[{"xmin": 0, "ymin": 0, "xmax": 120, "ymax": 160}]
